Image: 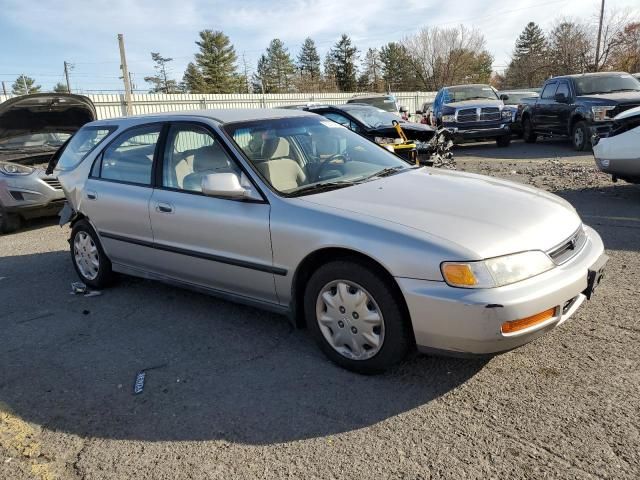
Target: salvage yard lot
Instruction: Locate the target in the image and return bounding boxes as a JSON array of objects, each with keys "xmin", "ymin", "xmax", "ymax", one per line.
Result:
[{"xmin": 1, "ymin": 139, "xmax": 639, "ymax": 479}]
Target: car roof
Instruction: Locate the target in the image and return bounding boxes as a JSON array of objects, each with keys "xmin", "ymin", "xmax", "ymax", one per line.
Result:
[
  {"xmin": 347, "ymin": 94, "xmax": 395, "ymax": 100},
  {"xmin": 552, "ymin": 72, "xmax": 631, "ymax": 80},
  {"xmin": 444, "ymin": 84, "xmax": 492, "ymax": 89},
  {"xmin": 88, "ymin": 108, "xmax": 317, "ymax": 127}
]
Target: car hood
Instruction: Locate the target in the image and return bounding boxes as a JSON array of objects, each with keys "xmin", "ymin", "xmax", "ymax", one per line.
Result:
[
  {"xmin": 299, "ymin": 168, "xmax": 581, "ymax": 259},
  {"xmin": 367, "ymin": 122, "xmax": 436, "ymax": 141},
  {"xmin": 0, "ymin": 93, "xmax": 96, "ymax": 143},
  {"xmin": 576, "ymin": 92, "xmax": 640, "ymax": 104},
  {"xmin": 444, "ymin": 99, "xmax": 503, "ymax": 109}
]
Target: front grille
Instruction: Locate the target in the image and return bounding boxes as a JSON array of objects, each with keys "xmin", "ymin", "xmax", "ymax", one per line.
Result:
[
  {"xmin": 42, "ymin": 178, "xmax": 62, "ymax": 190},
  {"xmin": 457, "ymin": 108, "xmax": 477, "ymax": 122},
  {"xmin": 608, "ymin": 103, "xmax": 640, "ymax": 118},
  {"xmin": 548, "ymin": 227, "xmax": 587, "ymax": 264},
  {"xmin": 480, "ymin": 107, "xmax": 501, "ymax": 121}
]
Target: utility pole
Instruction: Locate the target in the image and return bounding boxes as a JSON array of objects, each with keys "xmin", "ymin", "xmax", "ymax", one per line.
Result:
[
  {"xmin": 594, "ymin": 0, "xmax": 605, "ymax": 72},
  {"xmin": 117, "ymin": 33, "xmax": 133, "ymax": 115},
  {"xmin": 129, "ymin": 72, "xmax": 136, "ymax": 91},
  {"xmin": 2, "ymin": 81, "xmax": 7, "ymax": 96},
  {"xmin": 64, "ymin": 61, "xmax": 72, "ymax": 93},
  {"xmin": 22, "ymin": 74, "xmax": 29, "ymax": 95}
]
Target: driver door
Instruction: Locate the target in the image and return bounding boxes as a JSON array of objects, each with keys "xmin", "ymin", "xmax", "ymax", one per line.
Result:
[{"xmin": 148, "ymin": 122, "xmax": 277, "ymax": 303}]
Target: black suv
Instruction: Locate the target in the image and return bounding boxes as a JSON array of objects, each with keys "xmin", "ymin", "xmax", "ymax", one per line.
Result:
[{"xmin": 519, "ymin": 72, "xmax": 640, "ymax": 150}]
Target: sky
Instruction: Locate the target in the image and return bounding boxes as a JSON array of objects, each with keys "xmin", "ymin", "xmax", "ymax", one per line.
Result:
[{"xmin": 1, "ymin": 0, "xmax": 638, "ymax": 93}]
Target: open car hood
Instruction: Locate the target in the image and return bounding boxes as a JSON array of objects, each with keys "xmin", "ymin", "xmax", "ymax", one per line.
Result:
[{"xmin": 0, "ymin": 93, "xmax": 96, "ymax": 144}]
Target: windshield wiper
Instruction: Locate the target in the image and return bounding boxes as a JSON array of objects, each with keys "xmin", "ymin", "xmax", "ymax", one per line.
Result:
[
  {"xmin": 286, "ymin": 180, "xmax": 358, "ymax": 197},
  {"xmin": 356, "ymin": 166, "xmax": 411, "ymax": 182}
]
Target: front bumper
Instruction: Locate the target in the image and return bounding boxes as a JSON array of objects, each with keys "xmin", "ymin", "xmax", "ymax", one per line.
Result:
[
  {"xmin": 397, "ymin": 225, "xmax": 606, "ymax": 355},
  {"xmin": 0, "ymin": 172, "xmax": 66, "ymax": 218},
  {"xmin": 592, "ymin": 129, "xmax": 640, "ymax": 183},
  {"xmin": 444, "ymin": 123, "xmax": 511, "ymax": 141}
]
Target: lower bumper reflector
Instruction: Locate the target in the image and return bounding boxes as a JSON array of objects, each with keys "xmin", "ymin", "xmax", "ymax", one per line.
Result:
[{"xmin": 501, "ymin": 307, "xmax": 556, "ymax": 334}]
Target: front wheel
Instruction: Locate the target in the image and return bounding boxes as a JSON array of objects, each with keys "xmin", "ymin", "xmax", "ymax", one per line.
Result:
[
  {"xmin": 304, "ymin": 261, "xmax": 412, "ymax": 374},
  {"xmin": 522, "ymin": 117, "xmax": 537, "ymax": 143},
  {"xmin": 496, "ymin": 135, "xmax": 511, "ymax": 147},
  {"xmin": 0, "ymin": 211, "xmax": 22, "ymax": 234},
  {"xmin": 70, "ymin": 219, "xmax": 113, "ymax": 289},
  {"xmin": 572, "ymin": 121, "xmax": 590, "ymax": 151}
]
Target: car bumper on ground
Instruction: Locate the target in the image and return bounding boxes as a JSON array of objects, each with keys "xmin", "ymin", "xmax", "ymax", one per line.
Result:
[
  {"xmin": 0, "ymin": 173, "xmax": 66, "ymax": 219},
  {"xmin": 592, "ymin": 130, "xmax": 640, "ymax": 183},
  {"xmin": 397, "ymin": 225, "xmax": 606, "ymax": 355},
  {"xmin": 445, "ymin": 123, "xmax": 511, "ymax": 141}
]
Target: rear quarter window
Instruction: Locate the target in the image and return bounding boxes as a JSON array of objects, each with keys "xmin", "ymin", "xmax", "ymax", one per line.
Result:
[{"xmin": 57, "ymin": 126, "xmax": 116, "ymax": 170}]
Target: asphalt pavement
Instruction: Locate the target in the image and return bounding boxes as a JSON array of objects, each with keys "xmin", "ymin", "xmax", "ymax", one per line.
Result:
[{"xmin": 1, "ymin": 138, "xmax": 639, "ymax": 479}]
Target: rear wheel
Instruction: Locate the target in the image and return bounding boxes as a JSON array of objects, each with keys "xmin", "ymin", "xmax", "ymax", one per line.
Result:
[
  {"xmin": 572, "ymin": 121, "xmax": 590, "ymax": 151},
  {"xmin": 70, "ymin": 219, "xmax": 113, "ymax": 289},
  {"xmin": 304, "ymin": 261, "xmax": 412, "ymax": 374},
  {"xmin": 496, "ymin": 135, "xmax": 511, "ymax": 147},
  {"xmin": 522, "ymin": 117, "xmax": 537, "ymax": 143}
]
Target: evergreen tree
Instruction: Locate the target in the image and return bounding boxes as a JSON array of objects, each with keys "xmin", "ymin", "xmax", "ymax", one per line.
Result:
[
  {"xmin": 52, "ymin": 82, "xmax": 69, "ymax": 93},
  {"xmin": 296, "ymin": 38, "xmax": 321, "ymax": 91},
  {"xmin": 144, "ymin": 52, "xmax": 179, "ymax": 93},
  {"xmin": 358, "ymin": 48, "xmax": 384, "ymax": 92},
  {"xmin": 182, "ymin": 62, "xmax": 207, "ymax": 93},
  {"xmin": 322, "ymin": 53, "xmax": 339, "ymax": 92},
  {"xmin": 379, "ymin": 42, "xmax": 417, "ymax": 91},
  {"xmin": 192, "ymin": 30, "xmax": 239, "ymax": 93},
  {"xmin": 253, "ymin": 39, "xmax": 296, "ymax": 93},
  {"xmin": 12, "ymin": 75, "xmax": 41, "ymax": 95},
  {"xmin": 327, "ymin": 34, "xmax": 358, "ymax": 92},
  {"xmin": 505, "ymin": 22, "xmax": 549, "ymax": 87}
]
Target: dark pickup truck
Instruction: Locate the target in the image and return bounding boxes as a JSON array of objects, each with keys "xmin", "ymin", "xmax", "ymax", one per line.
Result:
[{"xmin": 520, "ymin": 72, "xmax": 640, "ymax": 150}]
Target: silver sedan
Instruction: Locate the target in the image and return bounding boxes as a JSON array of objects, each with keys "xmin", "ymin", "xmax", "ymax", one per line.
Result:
[{"xmin": 55, "ymin": 109, "xmax": 607, "ymax": 373}]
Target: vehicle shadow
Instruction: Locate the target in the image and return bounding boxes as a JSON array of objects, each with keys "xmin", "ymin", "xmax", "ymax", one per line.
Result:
[
  {"xmin": 553, "ymin": 182, "xmax": 640, "ymax": 252},
  {"xmin": 455, "ymin": 138, "xmax": 587, "ymax": 160},
  {"xmin": 0, "ymin": 250, "xmax": 488, "ymax": 445},
  {"xmin": 0, "ymin": 215, "xmax": 59, "ymax": 236}
]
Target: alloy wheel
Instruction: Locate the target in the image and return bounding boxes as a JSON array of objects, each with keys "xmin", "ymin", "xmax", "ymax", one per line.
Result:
[{"xmin": 74, "ymin": 231, "xmax": 100, "ymax": 280}]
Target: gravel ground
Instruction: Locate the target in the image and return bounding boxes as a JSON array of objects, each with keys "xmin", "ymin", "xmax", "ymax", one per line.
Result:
[{"xmin": 1, "ymin": 138, "xmax": 639, "ymax": 480}]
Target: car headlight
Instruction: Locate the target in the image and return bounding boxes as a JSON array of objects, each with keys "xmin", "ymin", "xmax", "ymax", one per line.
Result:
[
  {"xmin": 501, "ymin": 109, "xmax": 513, "ymax": 120},
  {"xmin": 0, "ymin": 163, "xmax": 34, "ymax": 176},
  {"xmin": 442, "ymin": 114, "xmax": 456, "ymax": 123},
  {"xmin": 441, "ymin": 251, "xmax": 555, "ymax": 288},
  {"xmin": 591, "ymin": 106, "xmax": 615, "ymax": 122}
]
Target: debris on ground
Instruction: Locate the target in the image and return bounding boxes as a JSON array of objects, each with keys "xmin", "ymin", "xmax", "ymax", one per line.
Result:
[
  {"xmin": 133, "ymin": 372, "xmax": 146, "ymax": 395},
  {"xmin": 70, "ymin": 281, "xmax": 102, "ymax": 297}
]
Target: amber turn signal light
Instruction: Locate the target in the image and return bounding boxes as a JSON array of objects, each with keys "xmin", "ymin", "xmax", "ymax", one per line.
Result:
[{"xmin": 501, "ymin": 307, "xmax": 556, "ymax": 334}]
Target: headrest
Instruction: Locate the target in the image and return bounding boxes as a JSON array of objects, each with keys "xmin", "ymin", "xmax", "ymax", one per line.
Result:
[
  {"xmin": 261, "ymin": 136, "xmax": 290, "ymax": 159},
  {"xmin": 193, "ymin": 144, "xmax": 230, "ymax": 172}
]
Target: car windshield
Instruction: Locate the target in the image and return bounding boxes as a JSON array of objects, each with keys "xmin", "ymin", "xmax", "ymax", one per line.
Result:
[
  {"xmin": 574, "ymin": 74, "xmax": 640, "ymax": 95},
  {"xmin": 348, "ymin": 97, "xmax": 398, "ymax": 112},
  {"xmin": 502, "ymin": 92, "xmax": 538, "ymax": 104},
  {"xmin": 342, "ymin": 107, "xmax": 405, "ymax": 128},
  {"xmin": 225, "ymin": 116, "xmax": 412, "ymax": 196},
  {"xmin": 0, "ymin": 132, "xmax": 71, "ymax": 150},
  {"xmin": 445, "ymin": 85, "xmax": 499, "ymax": 103}
]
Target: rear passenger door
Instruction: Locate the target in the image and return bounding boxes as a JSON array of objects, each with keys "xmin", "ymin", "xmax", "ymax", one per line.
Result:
[
  {"xmin": 82, "ymin": 123, "xmax": 162, "ymax": 270},
  {"xmin": 148, "ymin": 122, "xmax": 278, "ymax": 304}
]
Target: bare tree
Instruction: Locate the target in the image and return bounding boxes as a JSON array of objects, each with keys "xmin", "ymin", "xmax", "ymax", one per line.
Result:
[
  {"xmin": 593, "ymin": 8, "xmax": 634, "ymax": 70},
  {"xmin": 548, "ymin": 19, "xmax": 592, "ymax": 75},
  {"xmin": 403, "ymin": 25, "xmax": 492, "ymax": 90}
]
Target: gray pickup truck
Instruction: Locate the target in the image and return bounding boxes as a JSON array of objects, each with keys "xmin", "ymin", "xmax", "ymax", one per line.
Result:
[{"xmin": 519, "ymin": 72, "xmax": 640, "ymax": 150}]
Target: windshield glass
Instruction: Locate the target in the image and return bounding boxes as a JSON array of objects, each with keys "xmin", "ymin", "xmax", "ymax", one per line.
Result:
[
  {"xmin": 445, "ymin": 85, "xmax": 499, "ymax": 103},
  {"xmin": 575, "ymin": 74, "xmax": 640, "ymax": 95},
  {"xmin": 502, "ymin": 92, "xmax": 538, "ymax": 104},
  {"xmin": 57, "ymin": 126, "xmax": 115, "ymax": 170},
  {"xmin": 225, "ymin": 116, "xmax": 411, "ymax": 196},
  {"xmin": 348, "ymin": 96, "xmax": 398, "ymax": 112},
  {"xmin": 0, "ymin": 132, "xmax": 71, "ymax": 150},
  {"xmin": 343, "ymin": 107, "xmax": 405, "ymax": 128}
]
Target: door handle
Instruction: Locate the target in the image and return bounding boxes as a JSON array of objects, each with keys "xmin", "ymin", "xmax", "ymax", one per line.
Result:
[
  {"xmin": 156, "ymin": 202, "xmax": 174, "ymax": 214},
  {"xmin": 86, "ymin": 190, "xmax": 97, "ymax": 200}
]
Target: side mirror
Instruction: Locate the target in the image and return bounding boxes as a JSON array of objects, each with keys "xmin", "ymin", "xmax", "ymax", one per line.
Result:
[
  {"xmin": 554, "ymin": 92, "xmax": 567, "ymax": 103},
  {"xmin": 201, "ymin": 173, "xmax": 249, "ymax": 199},
  {"xmin": 499, "ymin": 94, "xmax": 509, "ymax": 101}
]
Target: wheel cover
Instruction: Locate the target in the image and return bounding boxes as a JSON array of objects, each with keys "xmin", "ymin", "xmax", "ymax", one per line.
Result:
[
  {"xmin": 574, "ymin": 127, "xmax": 584, "ymax": 147},
  {"xmin": 74, "ymin": 231, "xmax": 100, "ymax": 280},
  {"xmin": 315, "ymin": 280, "xmax": 385, "ymax": 361}
]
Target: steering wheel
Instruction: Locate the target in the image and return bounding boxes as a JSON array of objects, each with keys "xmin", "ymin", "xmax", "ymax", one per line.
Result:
[{"xmin": 316, "ymin": 153, "xmax": 348, "ymax": 179}]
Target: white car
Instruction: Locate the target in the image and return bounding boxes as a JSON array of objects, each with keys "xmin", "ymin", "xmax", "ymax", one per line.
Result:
[{"xmin": 593, "ymin": 105, "xmax": 640, "ymax": 184}]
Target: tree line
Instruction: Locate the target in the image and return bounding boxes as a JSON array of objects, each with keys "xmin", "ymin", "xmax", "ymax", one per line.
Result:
[{"xmin": 7, "ymin": 5, "xmax": 639, "ymax": 96}]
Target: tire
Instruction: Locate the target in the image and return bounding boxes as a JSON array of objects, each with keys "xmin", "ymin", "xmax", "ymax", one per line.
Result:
[
  {"xmin": 496, "ymin": 135, "xmax": 511, "ymax": 147},
  {"xmin": 304, "ymin": 260, "xmax": 412, "ymax": 374},
  {"xmin": 522, "ymin": 117, "xmax": 537, "ymax": 143},
  {"xmin": 70, "ymin": 219, "xmax": 113, "ymax": 289},
  {"xmin": 0, "ymin": 211, "xmax": 22, "ymax": 234},
  {"xmin": 572, "ymin": 120, "xmax": 590, "ymax": 151}
]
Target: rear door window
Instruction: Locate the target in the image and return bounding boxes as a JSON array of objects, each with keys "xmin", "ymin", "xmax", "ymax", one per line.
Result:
[
  {"xmin": 57, "ymin": 126, "xmax": 115, "ymax": 170},
  {"xmin": 95, "ymin": 125, "xmax": 162, "ymax": 185}
]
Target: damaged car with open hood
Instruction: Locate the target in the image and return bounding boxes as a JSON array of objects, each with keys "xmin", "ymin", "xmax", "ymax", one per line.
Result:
[{"xmin": 0, "ymin": 93, "xmax": 96, "ymax": 232}]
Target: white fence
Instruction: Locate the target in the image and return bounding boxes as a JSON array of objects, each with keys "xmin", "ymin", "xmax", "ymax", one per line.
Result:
[{"xmin": 0, "ymin": 92, "xmax": 436, "ymax": 120}]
